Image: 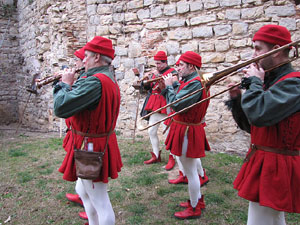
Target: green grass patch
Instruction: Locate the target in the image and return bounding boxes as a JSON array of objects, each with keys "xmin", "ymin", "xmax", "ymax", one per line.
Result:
[{"xmin": 0, "ymin": 137, "xmax": 299, "ymax": 225}]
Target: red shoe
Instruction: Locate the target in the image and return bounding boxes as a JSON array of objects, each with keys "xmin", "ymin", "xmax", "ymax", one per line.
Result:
[
  {"xmin": 165, "ymin": 155, "xmax": 175, "ymax": 170},
  {"xmin": 168, "ymin": 171, "xmax": 188, "ymax": 184},
  {"xmin": 200, "ymin": 169, "xmax": 209, "ymax": 187},
  {"xmin": 179, "ymin": 195, "xmax": 205, "ymax": 209},
  {"xmin": 144, "ymin": 152, "xmax": 161, "ymax": 164},
  {"xmin": 66, "ymin": 193, "xmax": 83, "ymax": 206},
  {"xmin": 79, "ymin": 211, "xmax": 88, "ymax": 220},
  {"xmin": 174, "ymin": 200, "xmax": 202, "ymax": 219}
]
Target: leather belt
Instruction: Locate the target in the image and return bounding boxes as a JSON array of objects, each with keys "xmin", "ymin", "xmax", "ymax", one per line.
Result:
[
  {"xmin": 72, "ymin": 129, "xmax": 114, "ymax": 138},
  {"xmin": 244, "ymin": 144, "xmax": 300, "ymax": 163},
  {"xmin": 173, "ymin": 119, "xmax": 203, "ymax": 126}
]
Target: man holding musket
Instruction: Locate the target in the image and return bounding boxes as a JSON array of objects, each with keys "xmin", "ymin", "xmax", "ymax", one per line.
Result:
[
  {"xmin": 53, "ymin": 36, "xmax": 122, "ymax": 225},
  {"xmin": 227, "ymin": 24, "xmax": 300, "ymax": 224},
  {"xmin": 161, "ymin": 51, "xmax": 210, "ymax": 219}
]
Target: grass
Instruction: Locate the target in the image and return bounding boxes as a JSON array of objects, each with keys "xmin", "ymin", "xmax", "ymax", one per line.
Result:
[{"xmin": 0, "ymin": 136, "xmax": 300, "ymax": 225}]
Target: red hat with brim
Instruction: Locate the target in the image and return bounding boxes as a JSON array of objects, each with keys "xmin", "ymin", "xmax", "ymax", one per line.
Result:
[
  {"xmin": 154, "ymin": 51, "xmax": 167, "ymax": 61},
  {"xmin": 74, "ymin": 47, "xmax": 85, "ymax": 60},
  {"xmin": 84, "ymin": 36, "xmax": 115, "ymax": 59},
  {"xmin": 179, "ymin": 51, "xmax": 202, "ymax": 68},
  {"xmin": 253, "ymin": 24, "xmax": 291, "ymax": 46}
]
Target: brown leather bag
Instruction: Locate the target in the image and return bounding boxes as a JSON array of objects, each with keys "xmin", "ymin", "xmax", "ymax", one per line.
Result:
[{"xmin": 74, "ymin": 149, "xmax": 104, "ymax": 180}]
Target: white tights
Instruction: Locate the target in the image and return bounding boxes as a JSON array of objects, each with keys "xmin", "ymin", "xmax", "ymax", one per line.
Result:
[
  {"xmin": 148, "ymin": 113, "xmax": 167, "ymax": 157},
  {"xmin": 176, "ymin": 156, "xmax": 204, "ymax": 177},
  {"xmin": 247, "ymin": 202, "xmax": 286, "ymax": 225},
  {"xmin": 76, "ymin": 178, "xmax": 115, "ymax": 225},
  {"xmin": 178, "ymin": 135, "xmax": 201, "ymax": 208}
]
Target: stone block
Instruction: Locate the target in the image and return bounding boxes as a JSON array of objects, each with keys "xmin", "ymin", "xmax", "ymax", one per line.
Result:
[
  {"xmin": 181, "ymin": 41, "xmax": 198, "ymax": 53},
  {"xmin": 241, "ymin": 6, "xmax": 263, "ymax": 19},
  {"xmin": 164, "ymin": 4, "xmax": 176, "ymax": 16},
  {"xmin": 113, "ymin": 13, "xmax": 124, "ymax": 23},
  {"xmin": 150, "ymin": 5, "xmax": 163, "ymax": 18},
  {"xmin": 225, "ymin": 9, "xmax": 240, "ymax": 20},
  {"xmin": 202, "ymin": 52, "xmax": 225, "ymax": 63},
  {"xmin": 265, "ymin": 5, "xmax": 296, "ymax": 17},
  {"xmin": 100, "ymin": 15, "xmax": 113, "ymax": 25},
  {"xmin": 192, "ymin": 26, "xmax": 213, "ymax": 38},
  {"xmin": 128, "ymin": 42, "xmax": 142, "ymax": 58},
  {"xmin": 109, "ymin": 23, "xmax": 122, "ymax": 34},
  {"xmin": 190, "ymin": 14, "xmax": 216, "ymax": 26},
  {"xmin": 190, "ymin": 1, "xmax": 203, "ymax": 12},
  {"xmin": 168, "ymin": 28, "xmax": 192, "ymax": 40},
  {"xmin": 169, "ymin": 18, "xmax": 185, "ymax": 27},
  {"xmin": 125, "ymin": 12, "xmax": 138, "ymax": 22},
  {"xmin": 115, "ymin": 46, "xmax": 128, "ymax": 56},
  {"xmin": 127, "ymin": 0, "xmax": 144, "ymax": 10},
  {"xmin": 279, "ymin": 18, "xmax": 296, "ymax": 31},
  {"xmin": 144, "ymin": 0, "xmax": 154, "ymax": 6},
  {"xmin": 215, "ymin": 39, "xmax": 229, "ymax": 52},
  {"xmin": 97, "ymin": 4, "xmax": 113, "ymax": 14},
  {"xmin": 137, "ymin": 9, "xmax": 150, "ymax": 20},
  {"xmin": 177, "ymin": 1, "xmax": 190, "ymax": 14},
  {"xmin": 166, "ymin": 41, "xmax": 180, "ymax": 55},
  {"xmin": 220, "ymin": 0, "xmax": 241, "ymax": 7},
  {"xmin": 203, "ymin": 0, "xmax": 219, "ymax": 9},
  {"xmin": 145, "ymin": 21, "xmax": 169, "ymax": 29},
  {"xmin": 213, "ymin": 24, "xmax": 232, "ymax": 36},
  {"xmin": 95, "ymin": 25, "xmax": 109, "ymax": 35},
  {"xmin": 232, "ymin": 22, "xmax": 248, "ymax": 35},
  {"xmin": 86, "ymin": 4, "xmax": 97, "ymax": 16}
]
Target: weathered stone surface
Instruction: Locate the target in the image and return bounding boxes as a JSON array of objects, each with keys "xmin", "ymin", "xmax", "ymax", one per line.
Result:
[
  {"xmin": 232, "ymin": 22, "xmax": 248, "ymax": 35},
  {"xmin": 190, "ymin": 1, "xmax": 203, "ymax": 11},
  {"xmin": 164, "ymin": 4, "xmax": 176, "ymax": 16},
  {"xmin": 150, "ymin": 5, "xmax": 163, "ymax": 18},
  {"xmin": 214, "ymin": 24, "xmax": 232, "ymax": 36},
  {"xmin": 168, "ymin": 28, "xmax": 192, "ymax": 40},
  {"xmin": 215, "ymin": 39, "xmax": 229, "ymax": 52},
  {"xmin": 2, "ymin": 0, "xmax": 299, "ymax": 157},
  {"xmin": 169, "ymin": 18, "xmax": 185, "ymax": 27},
  {"xmin": 220, "ymin": 0, "xmax": 241, "ymax": 7},
  {"xmin": 177, "ymin": 1, "xmax": 190, "ymax": 14},
  {"xmin": 166, "ymin": 41, "xmax": 180, "ymax": 55},
  {"xmin": 190, "ymin": 14, "xmax": 216, "ymax": 26},
  {"xmin": 225, "ymin": 9, "xmax": 240, "ymax": 20},
  {"xmin": 192, "ymin": 26, "xmax": 213, "ymax": 38},
  {"xmin": 137, "ymin": 8, "xmax": 150, "ymax": 20},
  {"xmin": 265, "ymin": 5, "xmax": 296, "ymax": 17}
]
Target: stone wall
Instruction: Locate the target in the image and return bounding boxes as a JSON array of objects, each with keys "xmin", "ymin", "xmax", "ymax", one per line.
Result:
[
  {"xmin": 1, "ymin": 0, "xmax": 300, "ymax": 153},
  {"xmin": 0, "ymin": 0, "xmax": 19, "ymax": 124}
]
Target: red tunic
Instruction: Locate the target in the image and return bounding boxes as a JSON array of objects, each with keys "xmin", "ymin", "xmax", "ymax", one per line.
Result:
[
  {"xmin": 165, "ymin": 77, "xmax": 210, "ymax": 158},
  {"xmin": 62, "ymin": 118, "xmax": 71, "ymax": 152},
  {"xmin": 145, "ymin": 68, "xmax": 176, "ymax": 115},
  {"xmin": 58, "ymin": 73, "xmax": 123, "ymax": 183},
  {"xmin": 233, "ymin": 72, "xmax": 300, "ymax": 213}
]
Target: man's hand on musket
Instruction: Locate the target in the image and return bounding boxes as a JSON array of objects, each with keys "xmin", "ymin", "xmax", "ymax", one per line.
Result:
[
  {"xmin": 243, "ymin": 63, "xmax": 265, "ymax": 82},
  {"xmin": 61, "ymin": 68, "xmax": 76, "ymax": 86},
  {"xmin": 163, "ymin": 73, "xmax": 175, "ymax": 86}
]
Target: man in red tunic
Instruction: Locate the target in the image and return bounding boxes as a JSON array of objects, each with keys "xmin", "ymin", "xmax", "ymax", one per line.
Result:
[
  {"xmin": 227, "ymin": 24, "xmax": 300, "ymax": 224},
  {"xmin": 53, "ymin": 36, "xmax": 122, "ymax": 225},
  {"xmin": 162, "ymin": 51, "xmax": 210, "ymax": 219},
  {"xmin": 142, "ymin": 51, "xmax": 177, "ymax": 170}
]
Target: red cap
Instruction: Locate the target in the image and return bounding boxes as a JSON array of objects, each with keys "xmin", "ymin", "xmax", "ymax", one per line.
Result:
[
  {"xmin": 84, "ymin": 36, "xmax": 115, "ymax": 59},
  {"xmin": 253, "ymin": 24, "xmax": 291, "ymax": 46},
  {"xmin": 179, "ymin": 51, "xmax": 202, "ymax": 68},
  {"xmin": 175, "ymin": 59, "xmax": 180, "ymax": 66},
  {"xmin": 154, "ymin": 51, "xmax": 167, "ymax": 61},
  {"xmin": 74, "ymin": 47, "xmax": 85, "ymax": 60}
]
